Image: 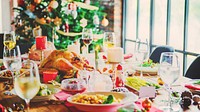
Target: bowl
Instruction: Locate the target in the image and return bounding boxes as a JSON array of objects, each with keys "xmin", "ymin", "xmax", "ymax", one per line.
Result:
[
  {"xmin": 61, "ymin": 78, "xmax": 86, "ymax": 94},
  {"xmin": 67, "ymin": 92, "xmax": 138, "ymax": 112}
]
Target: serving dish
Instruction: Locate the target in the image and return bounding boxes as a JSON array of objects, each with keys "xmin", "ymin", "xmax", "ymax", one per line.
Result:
[
  {"xmin": 11, "ymin": 84, "xmax": 60, "ymax": 102},
  {"xmin": 67, "ymin": 92, "xmax": 138, "ymax": 112}
]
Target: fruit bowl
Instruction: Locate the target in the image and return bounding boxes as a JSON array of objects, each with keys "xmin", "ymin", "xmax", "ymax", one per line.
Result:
[{"xmin": 61, "ymin": 78, "xmax": 86, "ymax": 94}]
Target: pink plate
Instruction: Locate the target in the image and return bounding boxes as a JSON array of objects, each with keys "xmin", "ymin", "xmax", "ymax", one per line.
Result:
[{"xmin": 67, "ymin": 92, "xmax": 138, "ymax": 112}]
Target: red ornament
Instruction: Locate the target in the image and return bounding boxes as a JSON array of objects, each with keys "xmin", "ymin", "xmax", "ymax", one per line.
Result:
[
  {"xmin": 65, "ymin": 23, "xmax": 69, "ymax": 33},
  {"xmin": 17, "ymin": 0, "xmax": 25, "ymax": 6},
  {"xmin": 142, "ymin": 98, "xmax": 152, "ymax": 111},
  {"xmin": 117, "ymin": 64, "xmax": 122, "ymax": 70}
]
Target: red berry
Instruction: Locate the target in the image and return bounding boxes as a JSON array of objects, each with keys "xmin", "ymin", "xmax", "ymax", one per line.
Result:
[
  {"xmin": 117, "ymin": 64, "xmax": 122, "ymax": 70},
  {"xmin": 103, "ymin": 55, "xmax": 107, "ymax": 59}
]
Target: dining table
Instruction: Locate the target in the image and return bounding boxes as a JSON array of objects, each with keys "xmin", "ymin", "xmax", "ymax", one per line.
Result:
[{"xmin": 0, "ymin": 53, "xmax": 200, "ymax": 112}]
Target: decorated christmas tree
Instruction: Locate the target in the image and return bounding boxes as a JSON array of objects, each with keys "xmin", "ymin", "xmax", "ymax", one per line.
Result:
[{"xmin": 13, "ymin": 0, "xmax": 109, "ymax": 50}]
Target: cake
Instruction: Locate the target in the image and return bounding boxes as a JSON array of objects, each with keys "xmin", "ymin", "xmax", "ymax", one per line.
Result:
[
  {"xmin": 107, "ymin": 47, "xmax": 124, "ymax": 63},
  {"xmin": 28, "ymin": 41, "xmax": 56, "ymax": 61}
]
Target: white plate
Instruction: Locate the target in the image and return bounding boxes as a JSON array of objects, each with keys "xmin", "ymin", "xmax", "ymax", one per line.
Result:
[
  {"xmin": 67, "ymin": 92, "xmax": 138, "ymax": 112},
  {"xmin": 135, "ymin": 66, "xmax": 158, "ymax": 74}
]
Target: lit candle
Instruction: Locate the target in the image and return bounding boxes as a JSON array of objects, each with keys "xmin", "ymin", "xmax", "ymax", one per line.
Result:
[{"xmin": 36, "ymin": 36, "xmax": 47, "ymax": 50}]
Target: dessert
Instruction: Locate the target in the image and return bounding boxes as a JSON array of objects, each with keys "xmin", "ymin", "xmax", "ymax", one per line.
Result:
[{"xmin": 61, "ymin": 78, "xmax": 86, "ymax": 94}]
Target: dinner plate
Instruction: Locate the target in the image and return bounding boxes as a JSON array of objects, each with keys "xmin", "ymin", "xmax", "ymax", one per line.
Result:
[
  {"xmin": 135, "ymin": 66, "xmax": 158, "ymax": 74},
  {"xmin": 67, "ymin": 92, "xmax": 138, "ymax": 112},
  {"xmin": 11, "ymin": 84, "xmax": 60, "ymax": 102}
]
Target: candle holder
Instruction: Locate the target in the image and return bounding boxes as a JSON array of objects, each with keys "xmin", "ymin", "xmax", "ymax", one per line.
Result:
[{"xmin": 35, "ymin": 36, "xmax": 47, "ymax": 61}]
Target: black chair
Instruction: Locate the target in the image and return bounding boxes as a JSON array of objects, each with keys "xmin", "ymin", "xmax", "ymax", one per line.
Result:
[
  {"xmin": 149, "ymin": 45, "xmax": 175, "ymax": 63},
  {"xmin": 185, "ymin": 55, "xmax": 200, "ymax": 79},
  {"xmin": 0, "ymin": 34, "xmax": 4, "ymax": 58}
]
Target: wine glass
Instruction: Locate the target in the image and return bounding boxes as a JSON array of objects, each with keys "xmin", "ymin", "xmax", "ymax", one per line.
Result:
[
  {"xmin": 158, "ymin": 52, "xmax": 180, "ymax": 111},
  {"xmin": 134, "ymin": 38, "xmax": 149, "ymax": 77},
  {"xmin": 82, "ymin": 28, "xmax": 93, "ymax": 54},
  {"xmin": 3, "ymin": 45, "xmax": 22, "ymax": 82},
  {"xmin": 3, "ymin": 31, "xmax": 16, "ymax": 50},
  {"xmin": 14, "ymin": 60, "xmax": 40, "ymax": 112},
  {"xmin": 103, "ymin": 32, "xmax": 116, "ymax": 51}
]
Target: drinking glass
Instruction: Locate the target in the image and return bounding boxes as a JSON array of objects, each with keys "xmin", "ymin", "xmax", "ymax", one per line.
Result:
[
  {"xmin": 3, "ymin": 45, "xmax": 22, "ymax": 81},
  {"xmin": 134, "ymin": 38, "xmax": 149, "ymax": 77},
  {"xmin": 82, "ymin": 28, "xmax": 93, "ymax": 54},
  {"xmin": 3, "ymin": 31, "xmax": 16, "ymax": 50},
  {"xmin": 14, "ymin": 60, "xmax": 40, "ymax": 112},
  {"xmin": 103, "ymin": 32, "xmax": 116, "ymax": 51},
  {"xmin": 158, "ymin": 52, "xmax": 180, "ymax": 111}
]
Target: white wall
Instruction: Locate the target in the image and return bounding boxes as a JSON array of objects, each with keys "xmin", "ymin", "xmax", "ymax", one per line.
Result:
[{"xmin": 0, "ymin": 0, "xmax": 11, "ymax": 33}]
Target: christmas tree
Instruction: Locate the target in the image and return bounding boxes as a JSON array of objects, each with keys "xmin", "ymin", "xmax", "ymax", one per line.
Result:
[{"xmin": 13, "ymin": 0, "xmax": 108, "ymax": 50}]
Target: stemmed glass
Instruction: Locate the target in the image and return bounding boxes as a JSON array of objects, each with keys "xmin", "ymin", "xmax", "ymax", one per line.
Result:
[
  {"xmin": 79, "ymin": 69, "xmax": 91, "ymax": 91},
  {"xmin": 158, "ymin": 52, "xmax": 180, "ymax": 111},
  {"xmin": 103, "ymin": 32, "xmax": 116, "ymax": 51},
  {"xmin": 82, "ymin": 28, "xmax": 93, "ymax": 54},
  {"xmin": 134, "ymin": 38, "xmax": 149, "ymax": 77},
  {"xmin": 3, "ymin": 31, "xmax": 16, "ymax": 50},
  {"xmin": 14, "ymin": 60, "xmax": 40, "ymax": 112},
  {"xmin": 3, "ymin": 45, "xmax": 22, "ymax": 82}
]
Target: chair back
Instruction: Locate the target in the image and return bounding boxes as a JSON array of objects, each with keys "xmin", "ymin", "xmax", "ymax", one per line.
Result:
[
  {"xmin": 185, "ymin": 55, "xmax": 200, "ymax": 79},
  {"xmin": 0, "ymin": 34, "xmax": 4, "ymax": 58},
  {"xmin": 149, "ymin": 45, "xmax": 175, "ymax": 63}
]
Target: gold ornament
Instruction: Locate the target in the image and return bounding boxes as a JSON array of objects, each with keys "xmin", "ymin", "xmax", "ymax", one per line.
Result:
[
  {"xmin": 49, "ymin": 0, "xmax": 59, "ymax": 9},
  {"xmin": 36, "ymin": 17, "xmax": 46, "ymax": 24},
  {"xmin": 101, "ymin": 16, "xmax": 109, "ymax": 27},
  {"xmin": 34, "ymin": 0, "xmax": 42, "ymax": 4},
  {"xmin": 54, "ymin": 17, "xmax": 62, "ymax": 26},
  {"xmin": 80, "ymin": 18, "xmax": 87, "ymax": 28}
]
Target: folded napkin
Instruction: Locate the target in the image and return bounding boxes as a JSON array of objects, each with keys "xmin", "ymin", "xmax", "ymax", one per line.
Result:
[
  {"xmin": 102, "ymin": 53, "xmax": 133, "ymax": 60},
  {"xmin": 54, "ymin": 91, "xmax": 72, "ymax": 101},
  {"xmin": 185, "ymin": 84, "xmax": 200, "ymax": 90}
]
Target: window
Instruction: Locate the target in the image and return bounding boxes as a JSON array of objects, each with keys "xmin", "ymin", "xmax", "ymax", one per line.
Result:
[{"xmin": 123, "ymin": 0, "xmax": 200, "ymax": 75}]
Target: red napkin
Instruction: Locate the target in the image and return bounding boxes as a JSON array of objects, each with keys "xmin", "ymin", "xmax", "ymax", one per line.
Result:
[
  {"xmin": 54, "ymin": 91, "xmax": 80, "ymax": 112},
  {"xmin": 102, "ymin": 53, "xmax": 133, "ymax": 60},
  {"xmin": 54, "ymin": 91, "xmax": 72, "ymax": 101},
  {"xmin": 124, "ymin": 53, "xmax": 133, "ymax": 60},
  {"xmin": 135, "ymin": 100, "xmax": 163, "ymax": 112},
  {"xmin": 185, "ymin": 84, "xmax": 200, "ymax": 90}
]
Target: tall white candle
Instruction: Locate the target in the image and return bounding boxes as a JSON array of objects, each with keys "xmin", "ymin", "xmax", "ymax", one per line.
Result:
[{"xmin": 107, "ymin": 47, "xmax": 124, "ymax": 62}]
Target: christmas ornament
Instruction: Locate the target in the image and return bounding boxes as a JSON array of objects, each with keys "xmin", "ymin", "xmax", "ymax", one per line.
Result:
[
  {"xmin": 64, "ymin": 22, "xmax": 69, "ymax": 33},
  {"xmin": 17, "ymin": 0, "xmax": 25, "ymax": 6},
  {"xmin": 142, "ymin": 98, "xmax": 152, "ymax": 111},
  {"xmin": 72, "ymin": 2, "xmax": 77, "ymax": 11},
  {"xmin": 25, "ymin": 10, "xmax": 36, "ymax": 19},
  {"xmin": 101, "ymin": 16, "xmax": 109, "ymax": 27},
  {"xmin": 84, "ymin": 0, "xmax": 90, "ymax": 5},
  {"xmin": 93, "ymin": 14, "xmax": 100, "ymax": 25},
  {"xmin": 54, "ymin": 17, "xmax": 62, "ymax": 26},
  {"xmin": 36, "ymin": 17, "xmax": 46, "ymax": 24},
  {"xmin": 34, "ymin": 0, "xmax": 42, "ymax": 4},
  {"xmin": 80, "ymin": 18, "xmax": 87, "ymax": 27},
  {"xmin": 27, "ymin": 4, "xmax": 35, "ymax": 12},
  {"xmin": 71, "ymin": 10, "xmax": 78, "ymax": 19},
  {"xmin": 46, "ymin": 17, "xmax": 52, "ymax": 24},
  {"xmin": 33, "ymin": 26, "xmax": 42, "ymax": 37},
  {"xmin": 49, "ymin": 0, "xmax": 59, "ymax": 9}
]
